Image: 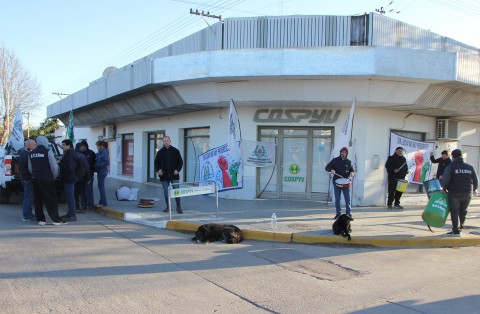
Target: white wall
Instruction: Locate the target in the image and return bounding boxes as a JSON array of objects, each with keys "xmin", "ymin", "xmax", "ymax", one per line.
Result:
[{"xmin": 75, "ymin": 106, "xmax": 480, "ymax": 206}]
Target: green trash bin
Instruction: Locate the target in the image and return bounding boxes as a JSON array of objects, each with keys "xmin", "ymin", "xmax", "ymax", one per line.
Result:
[{"xmin": 422, "ymin": 191, "xmax": 450, "ymax": 228}]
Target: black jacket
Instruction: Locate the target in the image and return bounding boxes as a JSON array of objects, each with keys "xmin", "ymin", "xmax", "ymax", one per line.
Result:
[
  {"xmin": 19, "ymin": 148, "xmax": 32, "ymax": 181},
  {"xmin": 325, "ymin": 156, "xmax": 354, "ymax": 182},
  {"xmin": 442, "ymin": 157, "xmax": 478, "ymax": 194},
  {"xmin": 430, "ymin": 155, "xmax": 452, "ymax": 178},
  {"xmin": 82, "ymin": 148, "xmax": 96, "ymax": 178},
  {"xmin": 385, "ymin": 153, "xmax": 408, "ymax": 179},
  {"xmin": 59, "ymin": 148, "xmax": 77, "ymax": 184},
  {"xmin": 154, "ymin": 146, "xmax": 183, "ymax": 181}
]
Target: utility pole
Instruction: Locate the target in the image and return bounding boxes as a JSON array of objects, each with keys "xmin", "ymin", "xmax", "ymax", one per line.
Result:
[
  {"xmin": 27, "ymin": 112, "xmax": 30, "ymax": 138},
  {"xmin": 189, "ymin": 8, "xmax": 221, "ymax": 20}
]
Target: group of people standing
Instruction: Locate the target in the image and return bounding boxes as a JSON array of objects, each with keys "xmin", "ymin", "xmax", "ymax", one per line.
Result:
[
  {"xmin": 20, "ymin": 136, "xmax": 109, "ymax": 225},
  {"xmin": 327, "ymin": 145, "xmax": 478, "ymax": 236}
]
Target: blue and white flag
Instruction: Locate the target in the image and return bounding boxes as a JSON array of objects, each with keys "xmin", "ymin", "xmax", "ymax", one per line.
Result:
[
  {"xmin": 228, "ymin": 99, "xmax": 238, "ymax": 152},
  {"xmin": 9, "ymin": 107, "xmax": 24, "ymax": 151},
  {"xmin": 241, "ymin": 139, "xmax": 275, "ymax": 167},
  {"xmin": 333, "ymin": 99, "xmax": 355, "ymax": 154}
]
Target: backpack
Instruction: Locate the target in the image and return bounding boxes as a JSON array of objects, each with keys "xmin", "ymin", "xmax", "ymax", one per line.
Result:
[{"xmin": 75, "ymin": 154, "xmax": 87, "ymax": 182}]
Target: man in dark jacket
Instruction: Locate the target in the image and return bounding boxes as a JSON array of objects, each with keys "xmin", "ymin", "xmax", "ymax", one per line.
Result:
[
  {"xmin": 430, "ymin": 150, "xmax": 452, "ymax": 180},
  {"xmin": 154, "ymin": 136, "xmax": 184, "ymax": 214},
  {"xmin": 74, "ymin": 143, "xmax": 90, "ymax": 214},
  {"xmin": 28, "ymin": 136, "xmax": 66, "ymax": 226},
  {"xmin": 441, "ymin": 149, "xmax": 478, "ymax": 236},
  {"xmin": 385, "ymin": 146, "xmax": 409, "ymax": 209},
  {"xmin": 19, "ymin": 139, "xmax": 36, "ymax": 221},
  {"xmin": 325, "ymin": 147, "xmax": 355, "ymax": 219},
  {"xmin": 79, "ymin": 140, "xmax": 96, "ymax": 211},
  {"xmin": 59, "ymin": 139, "xmax": 77, "ymax": 221},
  {"xmin": 94, "ymin": 140, "xmax": 109, "ymax": 208}
]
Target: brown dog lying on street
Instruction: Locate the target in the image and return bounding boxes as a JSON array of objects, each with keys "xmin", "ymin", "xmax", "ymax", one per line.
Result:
[
  {"xmin": 192, "ymin": 223, "xmax": 244, "ymax": 244},
  {"xmin": 332, "ymin": 214, "xmax": 354, "ymax": 241}
]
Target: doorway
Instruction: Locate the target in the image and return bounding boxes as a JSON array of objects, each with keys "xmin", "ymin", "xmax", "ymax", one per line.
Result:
[{"xmin": 257, "ymin": 127, "xmax": 333, "ymax": 200}]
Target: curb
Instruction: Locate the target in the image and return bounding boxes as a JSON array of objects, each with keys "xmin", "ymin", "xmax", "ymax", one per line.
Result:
[{"xmin": 96, "ymin": 208, "xmax": 480, "ymax": 248}]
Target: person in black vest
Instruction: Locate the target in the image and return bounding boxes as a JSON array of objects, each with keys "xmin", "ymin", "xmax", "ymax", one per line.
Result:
[
  {"xmin": 28, "ymin": 136, "xmax": 66, "ymax": 226},
  {"xmin": 74, "ymin": 143, "xmax": 90, "ymax": 213},
  {"xmin": 385, "ymin": 146, "xmax": 409, "ymax": 210},
  {"xmin": 154, "ymin": 136, "xmax": 184, "ymax": 214},
  {"xmin": 59, "ymin": 139, "xmax": 78, "ymax": 221},
  {"xmin": 19, "ymin": 138, "xmax": 36, "ymax": 221},
  {"xmin": 325, "ymin": 147, "xmax": 355, "ymax": 219},
  {"xmin": 441, "ymin": 149, "xmax": 478, "ymax": 236},
  {"xmin": 430, "ymin": 150, "xmax": 452, "ymax": 180},
  {"xmin": 79, "ymin": 140, "xmax": 96, "ymax": 211}
]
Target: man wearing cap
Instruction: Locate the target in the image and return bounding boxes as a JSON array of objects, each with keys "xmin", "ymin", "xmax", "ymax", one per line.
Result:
[
  {"xmin": 430, "ymin": 150, "xmax": 452, "ymax": 180},
  {"xmin": 441, "ymin": 149, "xmax": 478, "ymax": 236},
  {"xmin": 325, "ymin": 147, "xmax": 355, "ymax": 219},
  {"xmin": 385, "ymin": 146, "xmax": 409, "ymax": 209}
]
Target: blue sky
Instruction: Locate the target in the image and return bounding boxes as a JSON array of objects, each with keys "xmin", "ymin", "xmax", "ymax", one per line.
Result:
[{"xmin": 1, "ymin": 0, "xmax": 479, "ymax": 125}]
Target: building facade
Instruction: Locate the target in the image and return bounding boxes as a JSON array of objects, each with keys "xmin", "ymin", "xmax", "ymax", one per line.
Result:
[{"xmin": 47, "ymin": 13, "xmax": 480, "ymax": 206}]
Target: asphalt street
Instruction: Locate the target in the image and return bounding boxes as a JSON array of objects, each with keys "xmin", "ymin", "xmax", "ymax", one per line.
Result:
[{"xmin": 2, "ymin": 200, "xmax": 480, "ymax": 314}]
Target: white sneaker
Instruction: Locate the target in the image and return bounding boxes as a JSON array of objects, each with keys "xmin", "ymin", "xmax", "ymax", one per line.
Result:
[
  {"xmin": 38, "ymin": 221, "xmax": 46, "ymax": 226},
  {"xmin": 52, "ymin": 221, "xmax": 68, "ymax": 226}
]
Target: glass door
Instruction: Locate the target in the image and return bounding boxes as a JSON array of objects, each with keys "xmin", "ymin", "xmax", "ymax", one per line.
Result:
[
  {"xmin": 281, "ymin": 130, "xmax": 308, "ymax": 196},
  {"xmin": 147, "ymin": 131, "xmax": 164, "ymax": 183}
]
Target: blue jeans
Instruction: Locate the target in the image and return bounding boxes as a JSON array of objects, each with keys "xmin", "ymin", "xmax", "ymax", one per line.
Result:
[
  {"xmin": 162, "ymin": 180, "xmax": 180, "ymax": 208},
  {"xmin": 81, "ymin": 176, "xmax": 95, "ymax": 208},
  {"xmin": 333, "ymin": 184, "xmax": 351, "ymax": 215},
  {"xmin": 97, "ymin": 171, "xmax": 108, "ymax": 206},
  {"xmin": 22, "ymin": 180, "xmax": 35, "ymax": 219},
  {"xmin": 448, "ymin": 193, "xmax": 471, "ymax": 232},
  {"xmin": 64, "ymin": 183, "xmax": 76, "ymax": 217}
]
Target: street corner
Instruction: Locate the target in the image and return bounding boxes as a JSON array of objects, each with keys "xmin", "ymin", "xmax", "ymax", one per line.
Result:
[
  {"xmin": 95, "ymin": 206, "xmax": 125, "ymax": 220},
  {"xmin": 242, "ymin": 229, "xmax": 292, "ymax": 243},
  {"xmin": 166, "ymin": 220, "xmax": 199, "ymax": 232}
]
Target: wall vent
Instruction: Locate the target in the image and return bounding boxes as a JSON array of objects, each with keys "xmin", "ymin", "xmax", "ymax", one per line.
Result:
[{"xmin": 437, "ymin": 119, "xmax": 458, "ymax": 140}]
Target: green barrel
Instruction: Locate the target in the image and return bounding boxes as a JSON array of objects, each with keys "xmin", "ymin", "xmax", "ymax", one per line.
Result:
[{"xmin": 422, "ymin": 191, "xmax": 450, "ymax": 227}]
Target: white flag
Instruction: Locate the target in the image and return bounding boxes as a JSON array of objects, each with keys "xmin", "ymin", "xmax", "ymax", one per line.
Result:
[
  {"xmin": 241, "ymin": 139, "xmax": 276, "ymax": 167},
  {"xmin": 332, "ymin": 99, "xmax": 356, "ymax": 154},
  {"xmin": 9, "ymin": 107, "xmax": 24, "ymax": 151},
  {"xmin": 228, "ymin": 99, "xmax": 238, "ymax": 151}
]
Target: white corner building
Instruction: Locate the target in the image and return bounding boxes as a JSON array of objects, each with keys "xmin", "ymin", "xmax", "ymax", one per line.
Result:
[{"xmin": 47, "ymin": 13, "xmax": 480, "ymax": 206}]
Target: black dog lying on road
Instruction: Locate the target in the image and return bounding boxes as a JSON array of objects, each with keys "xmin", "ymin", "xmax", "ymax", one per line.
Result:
[
  {"xmin": 192, "ymin": 223, "xmax": 244, "ymax": 244},
  {"xmin": 332, "ymin": 214, "xmax": 354, "ymax": 241}
]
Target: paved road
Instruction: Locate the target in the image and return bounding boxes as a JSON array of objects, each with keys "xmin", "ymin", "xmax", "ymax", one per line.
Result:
[{"xmin": 1, "ymin": 203, "xmax": 480, "ymax": 314}]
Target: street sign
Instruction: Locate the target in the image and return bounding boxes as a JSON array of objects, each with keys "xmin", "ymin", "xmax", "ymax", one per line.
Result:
[{"xmin": 169, "ymin": 185, "xmax": 215, "ymax": 198}]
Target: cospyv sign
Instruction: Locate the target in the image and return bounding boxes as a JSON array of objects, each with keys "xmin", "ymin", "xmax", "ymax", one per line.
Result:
[
  {"xmin": 254, "ymin": 109, "xmax": 341, "ymax": 123},
  {"xmin": 284, "ymin": 163, "xmax": 304, "ymax": 183}
]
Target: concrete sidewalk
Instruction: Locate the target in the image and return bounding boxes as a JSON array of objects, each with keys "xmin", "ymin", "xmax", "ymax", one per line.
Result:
[{"xmin": 90, "ymin": 177, "xmax": 480, "ymax": 247}]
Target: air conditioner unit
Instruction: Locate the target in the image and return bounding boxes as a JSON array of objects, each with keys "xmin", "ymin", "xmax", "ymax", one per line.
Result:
[
  {"xmin": 437, "ymin": 119, "xmax": 458, "ymax": 140},
  {"xmin": 103, "ymin": 125, "xmax": 116, "ymax": 139}
]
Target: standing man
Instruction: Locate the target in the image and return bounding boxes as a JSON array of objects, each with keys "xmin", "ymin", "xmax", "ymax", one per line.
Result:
[
  {"xmin": 94, "ymin": 140, "xmax": 109, "ymax": 208},
  {"xmin": 74, "ymin": 143, "xmax": 90, "ymax": 213},
  {"xmin": 430, "ymin": 150, "xmax": 452, "ymax": 180},
  {"xmin": 385, "ymin": 146, "xmax": 409, "ymax": 209},
  {"xmin": 325, "ymin": 147, "xmax": 355, "ymax": 219},
  {"xmin": 79, "ymin": 140, "xmax": 96, "ymax": 211},
  {"xmin": 59, "ymin": 139, "xmax": 77, "ymax": 221},
  {"xmin": 19, "ymin": 139, "xmax": 36, "ymax": 221},
  {"xmin": 154, "ymin": 136, "xmax": 184, "ymax": 214},
  {"xmin": 28, "ymin": 136, "xmax": 66, "ymax": 226},
  {"xmin": 441, "ymin": 149, "xmax": 478, "ymax": 236}
]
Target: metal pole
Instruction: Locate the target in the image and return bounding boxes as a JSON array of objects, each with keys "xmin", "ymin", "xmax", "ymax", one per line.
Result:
[
  {"xmin": 215, "ymin": 181, "xmax": 219, "ymax": 217},
  {"xmin": 168, "ymin": 183, "xmax": 172, "ymax": 220}
]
